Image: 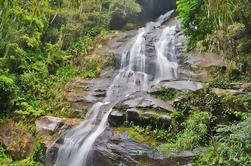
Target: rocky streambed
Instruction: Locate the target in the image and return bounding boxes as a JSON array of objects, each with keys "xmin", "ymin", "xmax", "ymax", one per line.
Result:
[{"xmin": 31, "ymin": 17, "xmax": 250, "ymax": 166}]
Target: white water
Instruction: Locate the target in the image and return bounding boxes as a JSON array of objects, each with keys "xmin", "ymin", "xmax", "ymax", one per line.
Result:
[
  {"xmin": 51, "ymin": 10, "xmax": 179, "ymax": 166},
  {"xmin": 155, "ymin": 26, "xmax": 178, "ymax": 82}
]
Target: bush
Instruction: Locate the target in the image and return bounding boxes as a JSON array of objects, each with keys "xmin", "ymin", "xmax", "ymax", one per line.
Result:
[
  {"xmin": 195, "ymin": 114, "xmax": 251, "ymax": 165},
  {"xmin": 0, "ymin": 75, "xmax": 17, "ymax": 113},
  {"xmin": 109, "ymin": 0, "xmax": 141, "ymax": 29},
  {"xmin": 46, "ymin": 43, "xmax": 69, "ymax": 74},
  {"xmin": 82, "ymin": 56, "xmax": 103, "ymax": 78},
  {"xmin": 158, "ymin": 111, "xmax": 212, "ymax": 152},
  {"xmin": 150, "ymin": 87, "xmax": 180, "ymax": 101}
]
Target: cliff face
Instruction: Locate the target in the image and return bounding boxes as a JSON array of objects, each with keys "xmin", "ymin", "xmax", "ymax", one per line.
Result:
[
  {"xmin": 138, "ymin": 0, "xmax": 176, "ymax": 21},
  {"xmin": 109, "ymin": 0, "xmax": 176, "ymax": 29}
]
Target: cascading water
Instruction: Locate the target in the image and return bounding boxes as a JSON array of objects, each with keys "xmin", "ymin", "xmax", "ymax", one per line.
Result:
[
  {"xmin": 47, "ymin": 10, "xmax": 180, "ymax": 166},
  {"xmin": 155, "ymin": 26, "xmax": 178, "ymax": 82}
]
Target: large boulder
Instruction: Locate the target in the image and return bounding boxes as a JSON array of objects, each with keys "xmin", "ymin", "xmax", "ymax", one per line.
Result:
[
  {"xmin": 108, "ymin": 92, "xmax": 173, "ymax": 127},
  {"xmin": 108, "ymin": 110, "xmax": 125, "ymax": 127},
  {"xmin": 35, "ymin": 116, "xmax": 81, "ymax": 147},
  {"xmin": 89, "ymin": 130, "xmax": 204, "ymax": 166},
  {"xmin": 35, "ymin": 116, "xmax": 81, "ymax": 133},
  {"xmin": 116, "ymin": 92, "xmax": 173, "ymax": 112},
  {"xmin": 126, "ymin": 108, "xmax": 172, "ymax": 128}
]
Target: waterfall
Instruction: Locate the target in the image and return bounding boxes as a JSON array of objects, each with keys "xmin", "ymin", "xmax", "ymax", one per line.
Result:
[
  {"xmin": 48, "ymin": 10, "xmax": 179, "ymax": 166},
  {"xmin": 155, "ymin": 26, "xmax": 178, "ymax": 82}
]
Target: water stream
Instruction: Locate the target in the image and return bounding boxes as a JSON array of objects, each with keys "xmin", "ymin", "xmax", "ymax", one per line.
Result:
[{"xmin": 48, "ymin": 10, "xmax": 179, "ymax": 166}]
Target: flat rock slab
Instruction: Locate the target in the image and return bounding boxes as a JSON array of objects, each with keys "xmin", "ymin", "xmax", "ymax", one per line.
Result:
[
  {"xmin": 213, "ymin": 88, "xmax": 247, "ymax": 97},
  {"xmin": 117, "ymin": 92, "xmax": 173, "ymax": 112},
  {"xmin": 149, "ymin": 80, "xmax": 204, "ymax": 92},
  {"xmin": 35, "ymin": 116, "xmax": 81, "ymax": 133},
  {"xmin": 65, "ymin": 69, "xmax": 118, "ymax": 104},
  {"xmin": 108, "ymin": 109, "xmax": 171, "ymax": 127},
  {"xmin": 36, "ymin": 116, "xmax": 62, "ymax": 132}
]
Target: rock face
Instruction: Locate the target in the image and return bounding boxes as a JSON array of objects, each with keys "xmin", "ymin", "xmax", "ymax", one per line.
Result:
[
  {"xmin": 138, "ymin": 0, "xmax": 176, "ymax": 21},
  {"xmin": 116, "ymin": 92, "xmax": 173, "ymax": 112},
  {"xmin": 0, "ymin": 121, "xmax": 34, "ymax": 160},
  {"xmin": 88, "ymin": 130, "xmax": 204, "ymax": 166},
  {"xmin": 35, "ymin": 116, "xmax": 81, "ymax": 134},
  {"xmin": 36, "ymin": 116, "xmax": 62, "ymax": 133},
  {"xmin": 148, "ymin": 80, "xmax": 204, "ymax": 93},
  {"xmin": 108, "ymin": 92, "xmax": 173, "ymax": 127},
  {"xmin": 35, "ymin": 116, "xmax": 81, "ymax": 148},
  {"xmin": 187, "ymin": 52, "xmax": 228, "ymax": 68},
  {"xmin": 109, "ymin": 0, "xmax": 176, "ymax": 29},
  {"xmin": 108, "ymin": 110, "xmax": 125, "ymax": 127},
  {"xmin": 65, "ymin": 69, "xmax": 118, "ymax": 117},
  {"xmin": 46, "ymin": 16, "xmax": 206, "ymax": 166}
]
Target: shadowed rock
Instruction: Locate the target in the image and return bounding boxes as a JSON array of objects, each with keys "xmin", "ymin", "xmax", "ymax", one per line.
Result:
[{"xmin": 89, "ymin": 130, "xmax": 205, "ymax": 166}]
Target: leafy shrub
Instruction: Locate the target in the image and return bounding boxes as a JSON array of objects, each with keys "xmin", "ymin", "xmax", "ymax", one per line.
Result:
[
  {"xmin": 0, "ymin": 146, "xmax": 13, "ymax": 165},
  {"xmin": 150, "ymin": 87, "xmax": 180, "ymax": 101},
  {"xmin": 46, "ymin": 43, "xmax": 69, "ymax": 74},
  {"xmin": 109, "ymin": 0, "xmax": 141, "ymax": 29},
  {"xmin": 209, "ymin": 77, "xmax": 231, "ymax": 89},
  {"xmin": 158, "ymin": 111, "xmax": 212, "ymax": 152},
  {"xmin": 69, "ymin": 35, "xmax": 94, "ymax": 57},
  {"xmin": 82, "ymin": 56, "xmax": 103, "ymax": 78},
  {"xmin": 0, "ymin": 75, "xmax": 17, "ymax": 112},
  {"xmin": 195, "ymin": 114, "xmax": 251, "ymax": 165},
  {"xmin": 15, "ymin": 102, "xmax": 45, "ymax": 117}
]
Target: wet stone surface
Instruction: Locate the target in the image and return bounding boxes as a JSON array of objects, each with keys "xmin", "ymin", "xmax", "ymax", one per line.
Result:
[{"xmin": 90, "ymin": 130, "xmax": 205, "ymax": 166}]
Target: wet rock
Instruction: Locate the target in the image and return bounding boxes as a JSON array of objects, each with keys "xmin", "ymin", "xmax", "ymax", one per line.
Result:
[
  {"xmin": 148, "ymin": 80, "xmax": 204, "ymax": 93},
  {"xmin": 143, "ymin": 111, "xmax": 171, "ymax": 127},
  {"xmin": 117, "ymin": 92, "xmax": 173, "ymax": 112},
  {"xmin": 91, "ymin": 130, "xmax": 204, "ymax": 166},
  {"xmin": 125, "ymin": 109, "xmax": 171, "ymax": 127},
  {"xmin": 126, "ymin": 108, "xmax": 140, "ymax": 124},
  {"xmin": 138, "ymin": 0, "xmax": 176, "ymax": 22},
  {"xmin": 0, "ymin": 121, "xmax": 34, "ymax": 160},
  {"xmin": 109, "ymin": 108, "xmax": 172, "ymax": 128},
  {"xmin": 35, "ymin": 116, "xmax": 81, "ymax": 148},
  {"xmin": 108, "ymin": 110, "xmax": 125, "ymax": 127},
  {"xmin": 64, "ymin": 69, "xmax": 118, "ymax": 118}
]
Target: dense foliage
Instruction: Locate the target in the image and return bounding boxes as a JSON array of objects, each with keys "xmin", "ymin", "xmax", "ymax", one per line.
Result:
[
  {"xmin": 176, "ymin": 0, "xmax": 251, "ymax": 165},
  {"xmin": 0, "ymin": 0, "xmax": 250, "ymax": 165},
  {"xmin": 177, "ymin": 0, "xmax": 251, "ymax": 77},
  {"xmin": 0, "ymin": 0, "xmax": 141, "ymax": 164},
  {"xmin": 0, "ymin": 0, "xmax": 143, "ymax": 117}
]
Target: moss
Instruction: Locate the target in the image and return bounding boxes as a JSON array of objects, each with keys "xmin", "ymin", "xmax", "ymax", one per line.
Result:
[
  {"xmin": 113, "ymin": 106, "xmax": 126, "ymax": 113},
  {"xmin": 114, "ymin": 125, "xmax": 173, "ymax": 148},
  {"xmin": 150, "ymin": 87, "xmax": 181, "ymax": 101}
]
